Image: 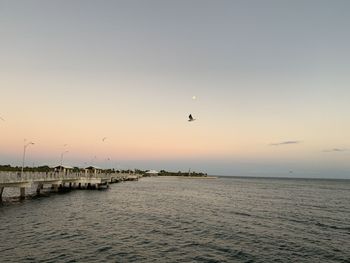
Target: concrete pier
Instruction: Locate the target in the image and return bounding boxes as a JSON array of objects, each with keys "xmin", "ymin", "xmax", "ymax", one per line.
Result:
[
  {"xmin": 36, "ymin": 183, "xmax": 43, "ymax": 195},
  {"xmin": 52, "ymin": 184, "xmax": 59, "ymax": 192},
  {"xmin": 20, "ymin": 187, "xmax": 25, "ymax": 199},
  {"xmin": 0, "ymin": 172, "xmax": 141, "ymax": 201}
]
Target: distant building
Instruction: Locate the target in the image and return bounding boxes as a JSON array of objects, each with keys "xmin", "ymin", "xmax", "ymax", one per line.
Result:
[
  {"xmin": 85, "ymin": 166, "xmax": 102, "ymax": 176},
  {"xmin": 53, "ymin": 165, "xmax": 74, "ymax": 175},
  {"xmin": 145, "ymin": 170, "xmax": 159, "ymax": 176}
]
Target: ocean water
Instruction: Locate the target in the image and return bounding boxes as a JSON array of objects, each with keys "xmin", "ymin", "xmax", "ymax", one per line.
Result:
[{"xmin": 0, "ymin": 176, "xmax": 349, "ymax": 262}]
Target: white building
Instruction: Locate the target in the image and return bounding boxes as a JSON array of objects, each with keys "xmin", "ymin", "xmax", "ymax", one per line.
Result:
[{"xmin": 145, "ymin": 170, "xmax": 159, "ymax": 176}]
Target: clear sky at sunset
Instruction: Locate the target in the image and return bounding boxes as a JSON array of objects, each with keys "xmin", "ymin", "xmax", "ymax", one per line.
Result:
[{"xmin": 1, "ymin": 1, "xmax": 349, "ymax": 178}]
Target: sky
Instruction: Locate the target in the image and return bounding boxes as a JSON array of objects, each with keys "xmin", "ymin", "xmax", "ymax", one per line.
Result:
[{"xmin": 0, "ymin": 0, "xmax": 349, "ymax": 178}]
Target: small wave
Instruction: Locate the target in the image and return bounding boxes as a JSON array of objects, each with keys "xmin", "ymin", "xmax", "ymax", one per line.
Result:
[
  {"xmin": 230, "ymin": 211, "xmax": 252, "ymax": 217},
  {"xmin": 315, "ymin": 222, "xmax": 350, "ymax": 231},
  {"xmin": 96, "ymin": 246, "xmax": 112, "ymax": 253}
]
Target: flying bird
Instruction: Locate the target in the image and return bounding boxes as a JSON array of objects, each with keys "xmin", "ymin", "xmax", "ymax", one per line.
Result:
[
  {"xmin": 102, "ymin": 137, "xmax": 107, "ymax": 142},
  {"xmin": 0, "ymin": 116, "xmax": 4, "ymax": 121},
  {"xmin": 188, "ymin": 114, "xmax": 196, "ymax": 122}
]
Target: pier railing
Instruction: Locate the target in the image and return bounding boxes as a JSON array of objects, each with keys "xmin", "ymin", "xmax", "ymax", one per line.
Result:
[
  {"xmin": 0, "ymin": 172, "xmax": 136, "ymax": 184},
  {"xmin": 0, "ymin": 171, "xmax": 142, "ymax": 200}
]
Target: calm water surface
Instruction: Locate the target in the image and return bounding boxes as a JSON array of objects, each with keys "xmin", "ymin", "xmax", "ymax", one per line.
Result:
[{"xmin": 0, "ymin": 176, "xmax": 349, "ymax": 262}]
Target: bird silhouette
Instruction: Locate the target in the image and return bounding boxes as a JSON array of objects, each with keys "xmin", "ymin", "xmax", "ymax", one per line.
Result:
[{"xmin": 188, "ymin": 114, "xmax": 196, "ymax": 122}]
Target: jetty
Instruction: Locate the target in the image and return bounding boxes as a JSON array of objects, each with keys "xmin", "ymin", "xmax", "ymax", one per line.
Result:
[{"xmin": 0, "ymin": 170, "xmax": 141, "ymax": 201}]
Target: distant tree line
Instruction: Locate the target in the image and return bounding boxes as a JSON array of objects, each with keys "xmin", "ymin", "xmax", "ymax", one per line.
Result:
[
  {"xmin": 0, "ymin": 165, "xmax": 52, "ymax": 172},
  {"xmin": 0, "ymin": 165, "xmax": 138, "ymax": 174},
  {"xmin": 0, "ymin": 165, "xmax": 86, "ymax": 173},
  {"xmin": 158, "ymin": 170, "xmax": 207, "ymax": 177},
  {"xmin": 0, "ymin": 165, "xmax": 206, "ymax": 176},
  {"xmin": 134, "ymin": 169, "xmax": 147, "ymax": 175}
]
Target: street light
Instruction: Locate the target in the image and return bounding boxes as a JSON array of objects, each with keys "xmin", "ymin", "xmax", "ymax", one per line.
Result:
[
  {"xmin": 60, "ymin": 150, "xmax": 69, "ymax": 167},
  {"xmin": 21, "ymin": 140, "xmax": 35, "ymax": 177},
  {"xmin": 60, "ymin": 150, "xmax": 69, "ymax": 175}
]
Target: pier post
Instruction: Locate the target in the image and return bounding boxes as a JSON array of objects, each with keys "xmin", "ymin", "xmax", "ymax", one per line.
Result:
[
  {"xmin": 20, "ymin": 187, "xmax": 25, "ymax": 199},
  {"xmin": 52, "ymin": 184, "xmax": 59, "ymax": 192},
  {"xmin": 0, "ymin": 187, "xmax": 4, "ymax": 201},
  {"xmin": 36, "ymin": 183, "xmax": 43, "ymax": 195}
]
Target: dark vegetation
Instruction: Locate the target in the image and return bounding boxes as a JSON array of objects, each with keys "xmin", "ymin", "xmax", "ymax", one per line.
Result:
[
  {"xmin": 158, "ymin": 170, "xmax": 207, "ymax": 177},
  {"xmin": 0, "ymin": 165, "xmax": 135, "ymax": 174},
  {"xmin": 0, "ymin": 165, "xmax": 53, "ymax": 172},
  {"xmin": 0, "ymin": 165, "xmax": 206, "ymax": 176}
]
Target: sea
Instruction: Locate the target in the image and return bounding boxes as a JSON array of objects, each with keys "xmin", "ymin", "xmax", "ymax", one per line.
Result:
[{"xmin": 0, "ymin": 176, "xmax": 349, "ymax": 263}]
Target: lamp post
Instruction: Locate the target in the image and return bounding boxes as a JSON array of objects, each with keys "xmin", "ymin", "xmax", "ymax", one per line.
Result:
[
  {"xmin": 60, "ymin": 150, "xmax": 69, "ymax": 167},
  {"xmin": 106, "ymin": 157, "xmax": 111, "ymax": 169},
  {"xmin": 60, "ymin": 150, "xmax": 69, "ymax": 175},
  {"xmin": 21, "ymin": 140, "xmax": 35, "ymax": 177}
]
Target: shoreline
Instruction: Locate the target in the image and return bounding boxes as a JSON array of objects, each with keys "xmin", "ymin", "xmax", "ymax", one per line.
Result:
[{"xmin": 157, "ymin": 175, "xmax": 217, "ymax": 179}]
